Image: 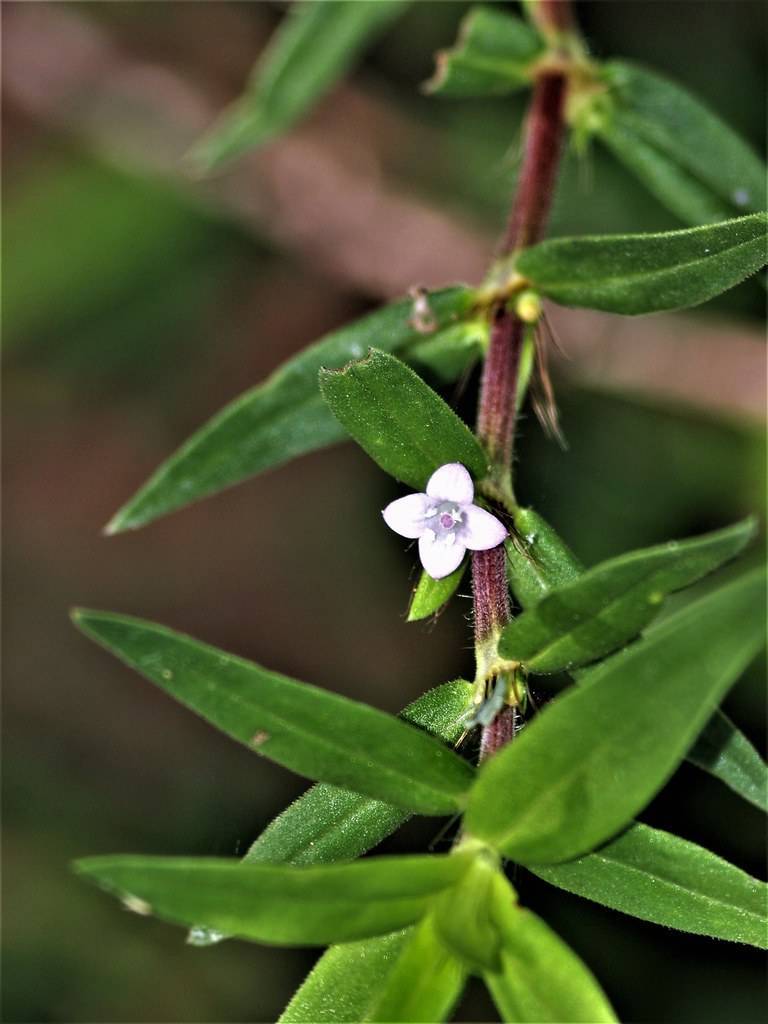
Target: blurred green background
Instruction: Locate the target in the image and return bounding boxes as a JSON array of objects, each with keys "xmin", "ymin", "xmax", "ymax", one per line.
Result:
[{"xmin": 3, "ymin": 2, "xmax": 766, "ymax": 1021}]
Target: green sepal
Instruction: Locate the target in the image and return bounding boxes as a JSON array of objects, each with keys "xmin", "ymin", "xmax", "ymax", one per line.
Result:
[{"xmin": 408, "ymin": 563, "xmax": 467, "ymax": 622}]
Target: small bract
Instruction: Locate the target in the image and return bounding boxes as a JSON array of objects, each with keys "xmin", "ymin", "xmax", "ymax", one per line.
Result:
[{"xmin": 383, "ymin": 463, "xmax": 507, "ymax": 579}]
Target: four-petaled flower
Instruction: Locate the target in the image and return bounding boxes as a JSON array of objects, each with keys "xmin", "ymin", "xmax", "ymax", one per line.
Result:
[{"xmin": 382, "ymin": 463, "xmax": 507, "ymax": 579}]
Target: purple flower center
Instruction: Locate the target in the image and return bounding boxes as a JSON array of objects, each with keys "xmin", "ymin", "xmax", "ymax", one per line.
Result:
[{"xmin": 439, "ymin": 513, "xmax": 454, "ymax": 529}]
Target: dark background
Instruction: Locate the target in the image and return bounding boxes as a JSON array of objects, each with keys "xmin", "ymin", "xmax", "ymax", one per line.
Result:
[{"xmin": 3, "ymin": 2, "xmax": 766, "ymax": 1021}]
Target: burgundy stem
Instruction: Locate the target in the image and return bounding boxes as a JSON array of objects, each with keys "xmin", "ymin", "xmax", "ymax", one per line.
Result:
[
  {"xmin": 476, "ymin": 309, "xmax": 524, "ymax": 474},
  {"xmin": 479, "ymin": 706, "xmax": 519, "ymax": 762},
  {"xmin": 500, "ymin": 71, "xmax": 567, "ymax": 256},
  {"xmin": 471, "ymin": 544, "xmax": 511, "ymax": 641},
  {"xmin": 472, "ymin": 1, "xmax": 573, "ymax": 761},
  {"xmin": 528, "ymin": 0, "xmax": 577, "ymax": 39}
]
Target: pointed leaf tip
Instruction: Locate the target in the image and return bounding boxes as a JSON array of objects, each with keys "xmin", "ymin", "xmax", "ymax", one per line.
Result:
[{"xmin": 73, "ymin": 610, "xmax": 475, "ymax": 814}]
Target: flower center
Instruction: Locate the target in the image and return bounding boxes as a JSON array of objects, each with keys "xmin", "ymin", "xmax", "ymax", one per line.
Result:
[{"xmin": 424, "ymin": 501, "xmax": 463, "ymax": 544}]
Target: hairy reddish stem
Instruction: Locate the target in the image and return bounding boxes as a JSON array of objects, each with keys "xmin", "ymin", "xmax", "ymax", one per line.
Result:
[
  {"xmin": 528, "ymin": 0, "xmax": 577, "ymax": 41},
  {"xmin": 476, "ymin": 309, "xmax": 525, "ymax": 477},
  {"xmin": 472, "ymin": 1, "xmax": 573, "ymax": 760},
  {"xmin": 479, "ymin": 705, "xmax": 519, "ymax": 762},
  {"xmin": 500, "ymin": 71, "xmax": 567, "ymax": 256},
  {"xmin": 471, "ymin": 544, "xmax": 511, "ymax": 641}
]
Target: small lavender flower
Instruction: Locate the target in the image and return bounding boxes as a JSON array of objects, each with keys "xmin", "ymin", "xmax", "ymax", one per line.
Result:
[{"xmin": 382, "ymin": 462, "xmax": 507, "ymax": 579}]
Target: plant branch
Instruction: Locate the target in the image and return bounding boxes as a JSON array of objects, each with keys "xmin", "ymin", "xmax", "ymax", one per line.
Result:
[
  {"xmin": 499, "ymin": 70, "xmax": 567, "ymax": 257},
  {"xmin": 472, "ymin": 0, "xmax": 573, "ymax": 760}
]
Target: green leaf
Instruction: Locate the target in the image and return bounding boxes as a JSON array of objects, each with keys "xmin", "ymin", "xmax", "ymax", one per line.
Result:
[
  {"xmin": 433, "ymin": 849, "xmax": 502, "ymax": 972},
  {"xmin": 280, "ymin": 919, "xmax": 466, "ymax": 1024},
  {"xmin": 189, "ymin": 680, "xmax": 473, "ymax": 947},
  {"xmin": 106, "ymin": 286, "xmax": 475, "ymax": 533},
  {"xmin": 425, "ymin": 5, "xmax": 542, "ymax": 97},
  {"xmin": 506, "ymin": 511, "xmax": 766, "ymax": 809},
  {"xmin": 190, "ymin": 0, "xmax": 409, "ymax": 172},
  {"xmin": 74, "ymin": 853, "xmax": 472, "ymax": 946},
  {"xmin": 279, "ymin": 931, "xmax": 410, "ymax": 1023},
  {"xmin": 366, "ymin": 916, "xmax": 467, "ymax": 1022},
  {"xmin": 532, "ymin": 822, "xmax": 768, "ymax": 948},
  {"xmin": 72, "ymin": 611, "xmax": 474, "ymax": 815},
  {"xmin": 243, "ymin": 680, "xmax": 474, "ymax": 868},
  {"xmin": 465, "ymin": 568, "xmax": 766, "ymax": 863},
  {"xmin": 602, "ymin": 61, "xmax": 766, "ymax": 217},
  {"xmin": 499, "ymin": 518, "xmax": 756, "ymax": 673},
  {"xmin": 599, "ymin": 116, "xmax": 734, "ymax": 226},
  {"xmin": 406, "ymin": 319, "xmax": 487, "ymax": 383},
  {"xmin": 688, "ymin": 710, "xmax": 768, "ymax": 814},
  {"xmin": 516, "ymin": 214, "xmax": 768, "ymax": 315},
  {"xmin": 505, "ymin": 507, "xmax": 583, "ymax": 610},
  {"xmin": 407, "ymin": 563, "xmax": 467, "ymax": 622},
  {"xmin": 484, "ymin": 873, "xmax": 617, "ymax": 1023},
  {"xmin": 319, "ymin": 349, "xmax": 488, "ymax": 489}
]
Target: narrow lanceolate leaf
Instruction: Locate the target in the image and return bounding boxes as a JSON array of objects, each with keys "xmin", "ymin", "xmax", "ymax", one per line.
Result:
[
  {"xmin": 190, "ymin": 0, "xmax": 409, "ymax": 172},
  {"xmin": 243, "ymin": 680, "xmax": 474, "ymax": 868},
  {"xmin": 72, "ymin": 611, "xmax": 474, "ymax": 815},
  {"xmin": 280, "ymin": 920, "xmax": 466, "ymax": 1024},
  {"xmin": 366, "ymin": 916, "xmax": 467, "ymax": 1023},
  {"xmin": 516, "ymin": 214, "xmax": 768, "ymax": 315},
  {"xmin": 602, "ymin": 61, "xmax": 766, "ymax": 217},
  {"xmin": 505, "ymin": 506, "xmax": 583, "ymax": 610},
  {"xmin": 499, "ymin": 518, "xmax": 755, "ymax": 673},
  {"xmin": 279, "ymin": 930, "xmax": 411, "ymax": 1023},
  {"xmin": 484, "ymin": 873, "xmax": 617, "ymax": 1023},
  {"xmin": 319, "ymin": 349, "xmax": 488, "ymax": 489},
  {"xmin": 465, "ymin": 568, "xmax": 766, "ymax": 864},
  {"xmin": 425, "ymin": 5, "xmax": 542, "ymax": 97},
  {"xmin": 688, "ymin": 710, "xmax": 768, "ymax": 814},
  {"xmin": 506, "ymin": 511, "xmax": 766, "ymax": 808},
  {"xmin": 106, "ymin": 286, "xmax": 475, "ymax": 533},
  {"xmin": 532, "ymin": 822, "xmax": 768, "ymax": 948},
  {"xmin": 599, "ymin": 116, "xmax": 734, "ymax": 226},
  {"xmin": 190, "ymin": 680, "xmax": 474, "ymax": 948},
  {"xmin": 74, "ymin": 853, "xmax": 472, "ymax": 947},
  {"xmin": 407, "ymin": 563, "xmax": 467, "ymax": 622}
]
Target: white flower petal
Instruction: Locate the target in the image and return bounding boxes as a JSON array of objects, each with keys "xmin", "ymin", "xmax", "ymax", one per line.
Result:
[
  {"xmin": 382, "ymin": 493, "xmax": 431, "ymax": 539},
  {"xmin": 426, "ymin": 463, "xmax": 474, "ymax": 504},
  {"xmin": 461, "ymin": 505, "xmax": 507, "ymax": 550},
  {"xmin": 418, "ymin": 533, "xmax": 466, "ymax": 579}
]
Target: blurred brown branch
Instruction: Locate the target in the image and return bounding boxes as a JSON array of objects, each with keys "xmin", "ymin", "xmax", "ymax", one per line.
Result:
[{"xmin": 5, "ymin": 1, "xmax": 764, "ymax": 422}]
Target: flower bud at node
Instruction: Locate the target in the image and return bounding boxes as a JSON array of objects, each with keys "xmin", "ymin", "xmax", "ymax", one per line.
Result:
[{"xmin": 515, "ymin": 289, "xmax": 542, "ymax": 324}]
